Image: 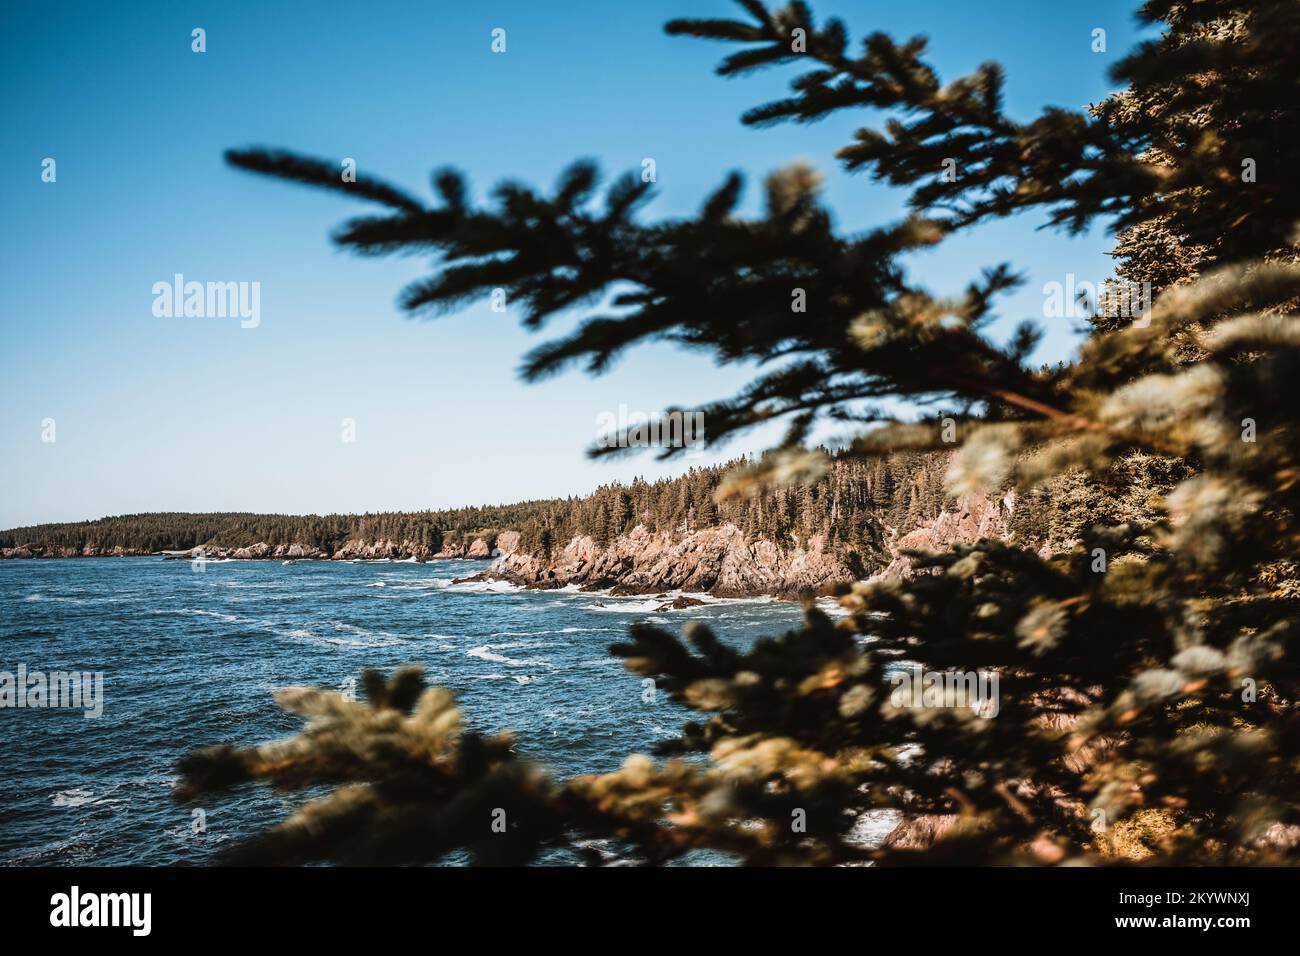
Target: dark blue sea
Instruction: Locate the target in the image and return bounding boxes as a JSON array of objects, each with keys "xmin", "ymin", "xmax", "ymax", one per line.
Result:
[{"xmin": 0, "ymin": 557, "xmax": 848, "ymax": 865}]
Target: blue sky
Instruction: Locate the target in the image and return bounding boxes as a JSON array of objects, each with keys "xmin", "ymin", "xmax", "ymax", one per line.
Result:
[{"xmin": 0, "ymin": 0, "xmax": 1153, "ymax": 528}]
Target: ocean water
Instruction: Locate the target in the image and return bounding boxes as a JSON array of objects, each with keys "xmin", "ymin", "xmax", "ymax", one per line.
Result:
[{"xmin": 0, "ymin": 557, "xmax": 837, "ymax": 866}]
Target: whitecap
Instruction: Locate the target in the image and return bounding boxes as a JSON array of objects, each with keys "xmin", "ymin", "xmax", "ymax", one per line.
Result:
[
  {"xmin": 580, "ymin": 599, "xmax": 664, "ymax": 614},
  {"xmin": 445, "ymin": 579, "xmax": 525, "ymax": 594},
  {"xmin": 467, "ymin": 644, "xmax": 554, "ymax": 667},
  {"xmin": 322, "ymin": 637, "xmax": 407, "ymax": 648},
  {"xmin": 378, "ymin": 578, "xmax": 455, "ymax": 591},
  {"xmin": 496, "ymin": 626, "xmax": 619, "ymax": 636},
  {"xmin": 51, "ymin": 788, "xmax": 97, "ymax": 808},
  {"xmin": 815, "ymin": 596, "xmax": 850, "ymax": 618},
  {"xmin": 166, "ymin": 608, "xmax": 247, "ymax": 623}
]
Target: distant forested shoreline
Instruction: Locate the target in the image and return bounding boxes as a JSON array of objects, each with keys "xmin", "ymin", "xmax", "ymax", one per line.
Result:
[{"xmin": 2, "ymin": 451, "xmax": 955, "ymax": 563}]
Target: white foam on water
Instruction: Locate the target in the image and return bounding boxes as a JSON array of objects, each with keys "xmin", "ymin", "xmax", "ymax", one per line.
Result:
[
  {"xmin": 680, "ymin": 591, "xmax": 779, "ymax": 606},
  {"xmin": 318, "ymin": 622, "xmax": 408, "ymax": 647},
  {"xmin": 476, "ymin": 673, "xmax": 542, "ymax": 683},
  {"xmin": 580, "ymin": 599, "xmax": 664, "ymax": 614},
  {"xmin": 322, "ymin": 636, "xmax": 407, "ymax": 648},
  {"xmin": 22, "ymin": 593, "xmax": 88, "ymax": 604},
  {"xmin": 333, "ymin": 621, "xmax": 403, "ymax": 640},
  {"xmin": 376, "ymin": 578, "xmax": 456, "ymax": 591},
  {"xmin": 165, "ymin": 608, "xmax": 248, "ymax": 623},
  {"xmin": 467, "ymin": 643, "xmax": 554, "ymax": 667},
  {"xmin": 574, "ymin": 588, "xmax": 784, "ymax": 614},
  {"xmin": 51, "ymin": 788, "xmax": 97, "ymax": 808},
  {"xmin": 815, "ymin": 596, "xmax": 850, "ymax": 618},
  {"xmin": 446, "ymin": 579, "xmax": 525, "ymax": 594},
  {"xmin": 489, "ymin": 639, "xmax": 558, "ymax": 651},
  {"xmin": 496, "ymin": 626, "xmax": 619, "ymax": 636}
]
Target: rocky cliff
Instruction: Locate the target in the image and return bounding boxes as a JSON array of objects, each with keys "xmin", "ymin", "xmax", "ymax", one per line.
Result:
[
  {"xmin": 484, "ymin": 523, "xmax": 860, "ymax": 598},
  {"xmin": 482, "ymin": 492, "xmax": 1035, "ymax": 596},
  {"xmin": 870, "ymin": 492, "xmax": 1024, "ymax": 580}
]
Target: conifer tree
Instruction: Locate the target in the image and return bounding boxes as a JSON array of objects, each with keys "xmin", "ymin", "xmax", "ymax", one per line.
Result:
[{"xmin": 175, "ymin": 0, "xmax": 1300, "ymax": 865}]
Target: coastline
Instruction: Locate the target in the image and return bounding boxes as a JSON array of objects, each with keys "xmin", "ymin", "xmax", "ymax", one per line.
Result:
[
  {"xmin": 0, "ymin": 550, "xmax": 836, "ymax": 603},
  {"xmin": 0, "ymin": 493, "xmax": 1024, "ymax": 599}
]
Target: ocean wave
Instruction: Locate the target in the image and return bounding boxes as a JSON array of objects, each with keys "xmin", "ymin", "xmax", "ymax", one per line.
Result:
[
  {"xmin": 444, "ymin": 579, "xmax": 525, "ymax": 594},
  {"xmin": 164, "ymin": 608, "xmax": 249, "ymax": 623},
  {"xmin": 370, "ymin": 577, "xmax": 456, "ymax": 591},
  {"xmin": 495, "ymin": 626, "xmax": 620, "ymax": 636},
  {"xmin": 815, "ymin": 596, "xmax": 850, "ymax": 618},
  {"xmin": 475, "ymin": 673, "xmax": 543, "ymax": 684},
  {"xmin": 467, "ymin": 643, "xmax": 554, "ymax": 667},
  {"xmin": 579, "ymin": 599, "xmax": 666, "ymax": 614},
  {"xmin": 51, "ymin": 788, "xmax": 100, "ymax": 808},
  {"xmin": 319, "ymin": 622, "xmax": 409, "ymax": 647},
  {"xmin": 153, "ymin": 608, "xmax": 422, "ymax": 649},
  {"xmin": 321, "ymin": 636, "xmax": 408, "ymax": 648},
  {"xmin": 287, "ymin": 632, "xmax": 399, "ymax": 650},
  {"xmin": 575, "ymin": 589, "xmax": 780, "ymax": 613},
  {"xmin": 21, "ymin": 593, "xmax": 93, "ymax": 604},
  {"xmin": 333, "ymin": 621, "xmax": 403, "ymax": 639},
  {"xmin": 484, "ymin": 639, "xmax": 558, "ymax": 650}
]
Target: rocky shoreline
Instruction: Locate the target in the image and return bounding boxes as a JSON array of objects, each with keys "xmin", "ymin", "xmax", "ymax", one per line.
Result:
[
  {"xmin": 481, "ymin": 492, "xmax": 1022, "ymax": 594},
  {"xmin": 481, "ymin": 524, "xmax": 860, "ymax": 598},
  {"xmin": 0, "ymin": 535, "xmax": 504, "ymax": 563},
  {"xmin": 0, "ymin": 525, "xmax": 858, "ymax": 598}
]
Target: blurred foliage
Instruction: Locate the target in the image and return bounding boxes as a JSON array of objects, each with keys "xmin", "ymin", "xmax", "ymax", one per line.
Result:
[{"xmin": 179, "ymin": 0, "xmax": 1300, "ymax": 865}]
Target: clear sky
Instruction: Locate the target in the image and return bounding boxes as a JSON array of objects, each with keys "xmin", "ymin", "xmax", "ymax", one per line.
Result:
[{"xmin": 0, "ymin": 0, "xmax": 1154, "ymax": 529}]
